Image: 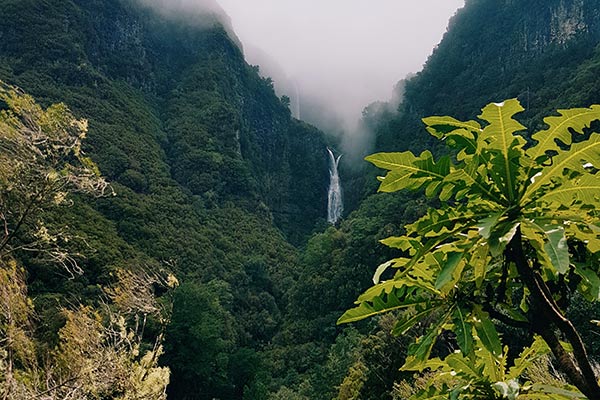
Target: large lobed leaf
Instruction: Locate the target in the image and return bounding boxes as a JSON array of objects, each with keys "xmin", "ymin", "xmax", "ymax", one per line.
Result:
[
  {"xmin": 366, "ymin": 150, "xmax": 453, "ymax": 197},
  {"xmin": 337, "ymin": 286, "xmax": 428, "ymax": 324},
  {"xmin": 344, "ymin": 99, "xmax": 600, "ymax": 396},
  {"xmin": 527, "ymin": 105, "xmax": 600, "ymax": 164},
  {"xmin": 525, "ymin": 133, "xmax": 600, "ymax": 203},
  {"xmin": 536, "ymin": 172, "xmax": 600, "ymax": 208},
  {"xmin": 478, "ymin": 99, "xmax": 527, "ymax": 202}
]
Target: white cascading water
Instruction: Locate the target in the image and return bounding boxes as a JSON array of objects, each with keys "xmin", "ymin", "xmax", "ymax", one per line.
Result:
[{"xmin": 327, "ymin": 148, "xmax": 343, "ymax": 224}]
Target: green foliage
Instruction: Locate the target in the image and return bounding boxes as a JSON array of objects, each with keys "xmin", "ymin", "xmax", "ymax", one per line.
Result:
[
  {"xmin": 334, "ymin": 315, "xmax": 413, "ymax": 400},
  {"xmin": 406, "ymin": 335, "xmax": 586, "ymax": 399},
  {"xmin": 0, "ymin": 81, "xmax": 110, "ymax": 274},
  {"xmin": 0, "ymin": 258, "xmax": 174, "ymax": 399},
  {"xmin": 163, "ymin": 281, "xmax": 237, "ymax": 399},
  {"xmin": 12, "ymin": 0, "xmax": 600, "ymax": 398},
  {"xmin": 0, "ymin": 82, "xmax": 173, "ymax": 399},
  {"xmin": 340, "ymin": 99, "xmax": 600, "ymax": 396},
  {"xmin": 0, "ymin": 1, "xmax": 331, "ymax": 396}
]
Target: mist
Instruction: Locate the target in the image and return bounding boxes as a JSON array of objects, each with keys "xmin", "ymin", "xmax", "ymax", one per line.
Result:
[
  {"xmin": 133, "ymin": 0, "xmax": 223, "ymax": 17},
  {"xmin": 130, "ymin": 0, "xmax": 237, "ymax": 36},
  {"xmin": 218, "ymin": 0, "xmax": 464, "ymax": 161},
  {"xmin": 130, "ymin": 0, "xmax": 464, "ymax": 161}
]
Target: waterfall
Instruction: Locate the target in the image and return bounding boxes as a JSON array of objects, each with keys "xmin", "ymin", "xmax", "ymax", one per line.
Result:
[{"xmin": 327, "ymin": 148, "xmax": 343, "ymax": 224}]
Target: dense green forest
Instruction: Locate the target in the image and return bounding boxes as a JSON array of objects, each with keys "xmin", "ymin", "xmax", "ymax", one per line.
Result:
[{"xmin": 2, "ymin": 0, "xmax": 600, "ymax": 399}]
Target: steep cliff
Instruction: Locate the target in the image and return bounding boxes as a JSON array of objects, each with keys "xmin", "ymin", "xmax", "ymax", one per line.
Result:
[
  {"xmin": 374, "ymin": 0, "xmax": 600, "ymax": 153},
  {"xmin": 0, "ymin": 1, "xmax": 329, "ymax": 397},
  {"xmin": 0, "ymin": 0, "xmax": 329, "ymax": 241}
]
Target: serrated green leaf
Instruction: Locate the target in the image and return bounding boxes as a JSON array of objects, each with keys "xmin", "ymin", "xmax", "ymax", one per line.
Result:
[
  {"xmin": 445, "ymin": 352, "xmax": 480, "ymax": 379},
  {"xmin": 478, "ymin": 99, "xmax": 527, "ymax": 202},
  {"xmin": 573, "ymin": 264, "xmax": 600, "ymax": 302},
  {"xmin": 543, "ymin": 225, "xmax": 569, "ymax": 274},
  {"xmin": 452, "ymin": 307, "xmax": 474, "ymax": 355},
  {"xmin": 566, "ymin": 220, "xmax": 600, "ymax": 253},
  {"xmin": 435, "ymin": 252, "xmax": 464, "ymax": 291},
  {"xmin": 473, "ymin": 308, "xmax": 502, "ymax": 357},
  {"xmin": 375, "ymin": 169, "xmax": 414, "ymax": 193},
  {"xmin": 537, "ymin": 173, "xmax": 600, "ymax": 207},
  {"xmin": 392, "ymin": 302, "xmax": 443, "ymax": 336},
  {"xmin": 446, "ymin": 167, "xmax": 503, "ymax": 203},
  {"xmin": 527, "ymin": 383, "xmax": 585, "ymax": 398},
  {"xmin": 366, "ymin": 150, "xmax": 453, "ymax": 197},
  {"xmin": 560, "ymin": 341, "xmax": 574, "ymax": 353},
  {"xmin": 422, "ymin": 115, "xmax": 482, "ymax": 139},
  {"xmin": 488, "ymin": 221, "xmax": 520, "ymax": 257},
  {"xmin": 471, "ymin": 244, "xmax": 490, "ymax": 288},
  {"xmin": 380, "ymin": 236, "xmax": 422, "ymax": 252},
  {"xmin": 496, "ymin": 303, "xmax": 528, "ymax": 323},
  {"xmin": 402, "ymin": 310, "xmax": 452, "ymax": 371},
  {"xmin": 338, "ymin": 287, "xmax": 428, "ymax": 324},
  {"xmin": 522, "ymin": 220, "xmax": 553, "ymax": 260},
  {"xmin": 478, "ymin": 213, "xmax": 502, "ymax": 239},
  {"xmin": 525, "ymin": 133, "xmax": 600, "ymax": 202},
  {"xmin": 527, "ymin": 105, "xmax": 600, "ymax": 164},
  {"xmin": 402, "ymin": 332, "xmax": 438, "ymax": 371},
  {"xmin": 409, "ymin": 207, "xmax": 476, "ymax": 238},
  {"xmin": 439, "ymin": 182, "xmax": 455, "ymax": 201},
  {"xmin": 507, "ymin": 335, "xmax": 550, "ymax": 379},
  {"xmin": 357, "ymin": 280, "xmax": 404, "ymax": 301}
]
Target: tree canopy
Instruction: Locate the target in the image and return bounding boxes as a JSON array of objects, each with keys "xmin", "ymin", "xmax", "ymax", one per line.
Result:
[{"xmin": 0, "ymin": 82, "xmax": 172, "ymax": 400}]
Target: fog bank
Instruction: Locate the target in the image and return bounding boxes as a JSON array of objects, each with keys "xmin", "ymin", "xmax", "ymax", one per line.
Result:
[
  {"xmin": 131, "ymin": 0, "xmax": 237, "ymax": 36},
  {"xmin": 133, "ymin": 0, "xmax": 224, "ymax": 18},
  {"xmin": 219, "ymin": 0, "xmax": 464, "ymax": 159},
  {"xmin": 129, "ymin": 0, "xmax": 465, "ymax": 161}
]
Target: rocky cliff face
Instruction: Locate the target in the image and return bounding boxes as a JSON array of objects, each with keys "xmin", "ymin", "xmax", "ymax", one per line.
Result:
[
  {"xmin": 0, "ymin": 0, "xmax": 329, "ymax": 242},
  {"xmin": 0, "ymin": 3, "xmax": 333, "ymax": 394},
  {"xmin": 549, "ymin": 0, "xmax": 587, "ymax": 44},
  {"xmin": 509, "ymin": 0, "xmax": 594, "ymax": 52},
  {"xmin": 373, "ymin": 0, "xmax": 600, "ymax": 155}
]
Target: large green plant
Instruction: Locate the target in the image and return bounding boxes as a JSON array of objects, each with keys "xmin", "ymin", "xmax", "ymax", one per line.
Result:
[{"xmin": 338, "ymin": 99, "xmax": 600, "ymax": 399}]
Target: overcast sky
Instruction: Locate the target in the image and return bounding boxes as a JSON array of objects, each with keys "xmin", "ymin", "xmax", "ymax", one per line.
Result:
[{"xmin": 217, "ymin": 0, "xmax": 464, "ymax": 127}]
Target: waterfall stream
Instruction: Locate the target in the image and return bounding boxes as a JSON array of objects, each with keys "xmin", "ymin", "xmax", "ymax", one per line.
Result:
[{"xmin": 327, "ymin": 148, "xmax": 343, "ymax": 224}]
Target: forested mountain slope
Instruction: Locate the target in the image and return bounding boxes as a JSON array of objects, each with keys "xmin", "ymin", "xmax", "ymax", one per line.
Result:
[
  {"xmin": 290, "ymin": 0, "xmax": 600, "ymax": 398},
  {"xmin": 0, "ymin": 0, "xmax": 329, "ymax": 243},
  {"xmin": 374, "ymin": 0, "xmax": 600, "ymax": 154},
  {"xmin": 5, "ymin": 0, "xmax": 600, "ymax": 399},
  {"xmin": 0, "ymin": 0, "xmax": 329, "ymax": 398}
]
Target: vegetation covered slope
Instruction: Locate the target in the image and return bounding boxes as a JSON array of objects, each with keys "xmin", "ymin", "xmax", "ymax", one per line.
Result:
[
  {"xmin": 6, "ymin": 0, "xmax": 600, "ymax": 399},
  {"xmin": 280, "ymin": 0, "xmax": 600, "ymax": 398},
  {"xmin": 374, "ymin": 0, "xmax": 600, "ymax": 154},
  {"xmin": 0, "ymin": 0, "xmax": 330, "ymax": 398}
]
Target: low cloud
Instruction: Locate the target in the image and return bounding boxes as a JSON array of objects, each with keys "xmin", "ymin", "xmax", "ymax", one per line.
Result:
[
  {"xmin": 219, "ymin": 0, "xmax": 464, "ymax": 162},
  {"xmin": 133, "ymin": 0, "xmax": 225, "ymax": 17},
  {"xmin": 131, "ymin": 0, "xmax": 237, "ymax": 37}
]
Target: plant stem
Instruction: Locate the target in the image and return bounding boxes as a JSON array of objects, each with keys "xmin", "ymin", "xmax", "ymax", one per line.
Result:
[{"xmin": 508, "ymin": 227, "xmax": 600, "ymax": 399}]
